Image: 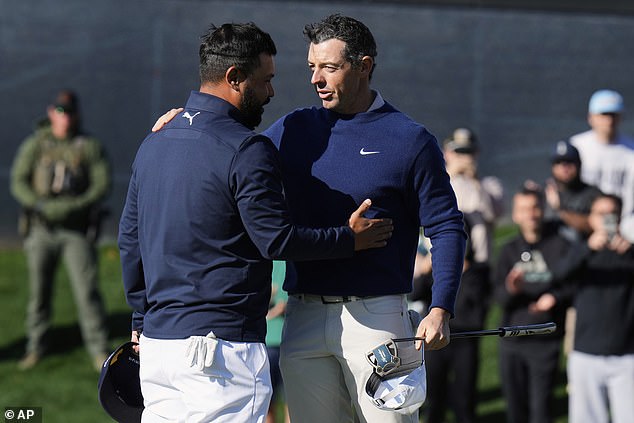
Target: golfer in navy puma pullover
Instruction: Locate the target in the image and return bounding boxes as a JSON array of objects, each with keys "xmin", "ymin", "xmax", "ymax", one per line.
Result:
[{"xmin": 119, "ymin": 91, "xmax": 367, "ymax": 343}]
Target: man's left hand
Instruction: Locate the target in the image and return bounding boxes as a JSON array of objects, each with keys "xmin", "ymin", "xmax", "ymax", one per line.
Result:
[{"xmin": 152, "ymin": 108, "xmax": 183, "ymax": 132}]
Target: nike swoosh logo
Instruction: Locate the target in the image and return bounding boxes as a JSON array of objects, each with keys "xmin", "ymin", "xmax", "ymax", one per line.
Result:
[{"xmin": 360, "ymin": 148, "xmax": 380, "ymax": 155}]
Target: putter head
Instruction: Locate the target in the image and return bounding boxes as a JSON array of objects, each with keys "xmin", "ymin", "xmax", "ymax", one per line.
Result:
[
  {"xmin": 364, "ymin": 338, "xmax": 426, "ymax": 414},
  {"xmin": 366, "ymin": 339, "xmax": 401, "ymax": 377}
]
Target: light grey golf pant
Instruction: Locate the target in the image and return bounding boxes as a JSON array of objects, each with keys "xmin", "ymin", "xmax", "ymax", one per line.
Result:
[
  {"xmin": 23, "ymin": 225, "xmax": 108, "ymax": 357},
  {"xmin": 280, "ymin": 294, "xmax": 418, "ymax": 423},
  {"xmin": 568, "ymin": 350, "xmax": 634, "ymax": 423}
]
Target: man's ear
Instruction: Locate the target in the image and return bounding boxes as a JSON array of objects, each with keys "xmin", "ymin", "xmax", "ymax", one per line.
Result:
[
  {"xmin": 360, "ymin": 56, "xmax": 374, "ymax": 76},
  {"xmin": 226, "ymin": 66, "xmax": 244, "ymax": 91}
]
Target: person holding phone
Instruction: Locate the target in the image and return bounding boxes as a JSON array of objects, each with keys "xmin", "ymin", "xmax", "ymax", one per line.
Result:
[{"xmin": 555, "ymin": 194, "xmax": 634, "ymax": 423}]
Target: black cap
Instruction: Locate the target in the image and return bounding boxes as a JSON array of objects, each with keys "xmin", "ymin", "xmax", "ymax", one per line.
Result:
[
  {"xmin": 443, "ymin": 128, "xmax": 478, "ymax": 154},
  {"xmin": 551, "ymin": 140, "xmax": 580, "ymax": 164},
  {"xmin": 98, "ymin": 342, "xmax": 143, "ymax": 423},
  {"xmin": 53, "ymin": 90, "xmax": 79, "ymax": 114}
]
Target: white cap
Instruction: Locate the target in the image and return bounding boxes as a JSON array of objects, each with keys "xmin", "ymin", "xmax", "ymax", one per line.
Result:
[{"xmin": 365, "ymin": 363, "xmax": 427, "ymax": 415}]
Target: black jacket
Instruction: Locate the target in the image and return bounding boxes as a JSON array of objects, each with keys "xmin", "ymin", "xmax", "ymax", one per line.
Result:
[
  {"xmin": 555, "ymin": 242, "xmax": 634, "ymax": 355},
  {"xmin": 494, "ymin": 224, "xmax": 574, "ymax": 349}
]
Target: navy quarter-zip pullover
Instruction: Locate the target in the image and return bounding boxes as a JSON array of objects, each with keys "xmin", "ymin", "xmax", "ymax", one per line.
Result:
[{"xmin": 118, "ymin": 91, "xmax": 354, "ymax": 342}]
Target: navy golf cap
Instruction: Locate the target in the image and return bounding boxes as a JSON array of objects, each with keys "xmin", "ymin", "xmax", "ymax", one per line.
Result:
[
  {"xmin": 551, "ymin": 140, "xmax": 580, "ymax": 164},
  {"xmin": 98, "ymin": 342, "xmax": 143, "ymax": 423},
  {"xmin": 443, "ymin": 128, "xmax": 478, "ymax": 154}
]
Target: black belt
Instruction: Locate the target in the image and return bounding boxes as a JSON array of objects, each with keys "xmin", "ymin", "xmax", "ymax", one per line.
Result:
[{"xmin": 293, "ymin": 294, "xmax": 371, "ymax": 304}]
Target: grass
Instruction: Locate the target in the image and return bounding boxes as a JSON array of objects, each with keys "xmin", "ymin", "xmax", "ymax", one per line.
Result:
[
  {"xmin": 0, "ymin": 244, "xmax": 131, "ymax": 423},
  {"xmin": 0, "ymin": 235, "xmax": 570, "ymax": 422}
]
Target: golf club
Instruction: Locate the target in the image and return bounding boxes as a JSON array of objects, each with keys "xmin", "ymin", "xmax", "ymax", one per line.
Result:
[{"xmin": 392, "ymin": 322, "xmax": 557, "ymax": 342}]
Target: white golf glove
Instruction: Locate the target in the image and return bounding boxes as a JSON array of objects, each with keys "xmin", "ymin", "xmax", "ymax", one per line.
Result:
[{"xmin": 185, "ymin": 331, "xmax": 218, "ymax": 371}]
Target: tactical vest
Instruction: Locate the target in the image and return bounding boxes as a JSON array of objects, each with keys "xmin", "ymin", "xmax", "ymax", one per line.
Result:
[{"xmin": 32, "ymin": 133, "xmax": 91, "ymax": 198}]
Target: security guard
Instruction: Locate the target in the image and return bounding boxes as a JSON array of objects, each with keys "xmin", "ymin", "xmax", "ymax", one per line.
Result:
[{"xmin": 10, "ymin": 90, "xmax": 110, "ymax": 370}]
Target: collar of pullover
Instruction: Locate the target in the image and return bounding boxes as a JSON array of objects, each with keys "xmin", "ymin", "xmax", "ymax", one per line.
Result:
[{"xmin": 186, "ymin": 90, "xmax": 256, "ymax": 129}]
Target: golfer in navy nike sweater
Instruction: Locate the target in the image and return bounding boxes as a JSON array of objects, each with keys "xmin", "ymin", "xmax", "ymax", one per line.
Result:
[
  {"xmin": 262, "ymin": 95, "xmax": 466, "ymax": 422},
  {"xmin": 258, "ymin": 15, "xmax": 466, "ymax": 423},
  {"xmin": 264, "ymin": 100, "xmax": 464, "ymax": 302}
]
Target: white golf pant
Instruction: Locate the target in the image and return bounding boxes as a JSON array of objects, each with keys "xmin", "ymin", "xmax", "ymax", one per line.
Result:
[
  {"xmin": 139, "ymin": 334, "xmax": 272, "ymax": 423},
  {"xmin": 568, "ymin": 350, "xmax": 634, "ymax": 423}
]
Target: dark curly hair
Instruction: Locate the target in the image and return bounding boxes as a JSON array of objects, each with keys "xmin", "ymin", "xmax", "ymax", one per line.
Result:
[{"xmin": 303, "ymin": 14, "xmax": 377, "ymax": 79}]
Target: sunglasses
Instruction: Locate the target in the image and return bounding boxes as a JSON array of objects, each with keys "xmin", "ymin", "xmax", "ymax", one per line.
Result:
[{"xmin": 54, "ymin": 106, "xmax": 76, "ymax": 115}]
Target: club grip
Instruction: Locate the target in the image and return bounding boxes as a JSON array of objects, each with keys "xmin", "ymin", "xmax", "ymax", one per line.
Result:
[{"xmin": 500, "ymin": 322, "xmax": 556, "ymax": 337}]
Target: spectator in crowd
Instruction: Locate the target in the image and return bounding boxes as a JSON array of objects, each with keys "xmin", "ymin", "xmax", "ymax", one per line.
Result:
[
  {"xmin": 555, "ymin": 193, "xmax": 634, "ymax": 423},
  {"xmin": 415, "ymin": 127, "xmax": 501, "ymax": 423},
  {"xmin": 544, "ymin": 140, "xmax": 602, "ymax": 242},
  {"xmin": 543, "ymin": 140, "xmax": 602, "ymax": 355},
  {"xmin": 10, "ymin": 89, "xmax": 111, "ymax": 371},
  {"xmin": 494, "ymin": 182, "xmax": 574, "ymax": 423},
  {"xmin": 442, "ymin": 127, "xmax": 504, "ymax": 264},
  {"xmin": 418, "ymin": 219, "xmax": 491, "ymax": 423},
  {"xmin": 266, "ymin": 261, "xmax": 290, "ymax": 423},
  {"xmin": 569, "ymin": 89, "xmax": 634, "ymax": 241}
]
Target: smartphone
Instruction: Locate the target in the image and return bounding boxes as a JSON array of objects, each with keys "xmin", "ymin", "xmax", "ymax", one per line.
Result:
[{"xmin": 603, "ymin": 213, "xmax": 618, "ymax": 241}]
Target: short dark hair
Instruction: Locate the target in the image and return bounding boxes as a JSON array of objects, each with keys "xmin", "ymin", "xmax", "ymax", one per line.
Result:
[
  {"xmin": 303, "ymin": 14, "xmax": 377, "ymax": 78},
  {"xmin": 516, "ymin": 180, "xmax": 544, "ymax": 207},
  {"xmin": 592, "ymin": 193, "xmax": 623, "ymax": 216},
  {"xmin": 199, "ymin": 22, "xmax": 277, "ymax": 84}
]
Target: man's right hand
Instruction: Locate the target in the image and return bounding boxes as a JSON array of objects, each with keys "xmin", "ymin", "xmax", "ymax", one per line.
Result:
[
  {"xmin": 349, "ymin": 199, "xmax": 393, "ymax": 251},
  {"xmin": 415, "ymin": 307, "xmax": 451, "ymax": 351},
  {"xmin": 544, "ymin": 179, "xmax": 560, "ymax": 210}
]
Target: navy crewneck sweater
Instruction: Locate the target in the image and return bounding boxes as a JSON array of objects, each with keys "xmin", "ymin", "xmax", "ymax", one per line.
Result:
[{"xmin": 263, "ymin": 102, "xmax": 466, "ymax": 315}]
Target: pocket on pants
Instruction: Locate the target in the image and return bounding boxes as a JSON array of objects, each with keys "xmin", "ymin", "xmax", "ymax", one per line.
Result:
[
  {"xmin": 407, "ymin": 309, "xmax": 422, "ymax": 333},
  {"xmin": 362, "ymin": 295, "xmax": 404, "ymax": 315},
  {"xmin": 284, "ymin": 295, "xmax": 301, "ymax": 318}
]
